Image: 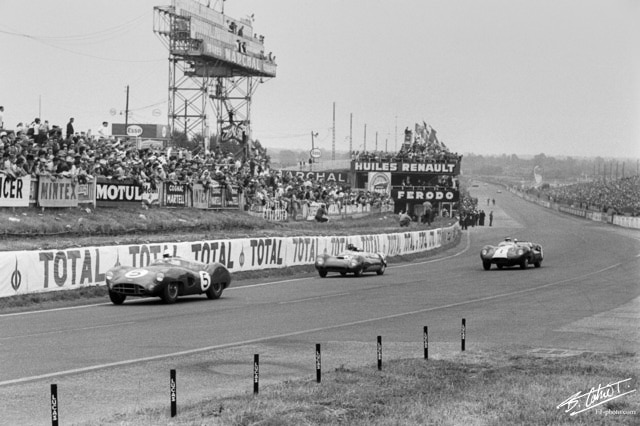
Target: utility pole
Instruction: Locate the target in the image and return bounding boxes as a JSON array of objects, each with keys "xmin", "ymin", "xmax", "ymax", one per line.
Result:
[
  {"xmin": 124, "ymin": 85, "xmax": 130, "ymax": 135},
  {"xmin": 332, "ymin": 102, "xmax": 336, "ymax": 161},
  {"xmin": 394, "ymin": 115, "xmax": 397, "ymax": 152},
  {"xmin": 364, "ymin": 123, "xmax": 367, "ymax": 152},
  {"xmin": 349, "ymin": 113, "xmax": 353, "ymax": 153}
]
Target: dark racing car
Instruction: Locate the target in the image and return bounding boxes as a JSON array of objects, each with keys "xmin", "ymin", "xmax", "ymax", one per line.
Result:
[
  {"xmin": 105, "ymin": 252, "xmax": 232, "ymax": 304},
  {"xmin": 480, "ymin": 238, "xmax": 543, "ymax": 270},
  {"xmin": 315, "ymin": 244, "xmax": 387, "ymax": 277}
]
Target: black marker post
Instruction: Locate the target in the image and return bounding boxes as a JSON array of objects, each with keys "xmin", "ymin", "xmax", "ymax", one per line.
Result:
[
  {"xmin": 423, "ymin": 326, "xmax": 428, "ymax": 359},
  {"xmin": 316, "ymin": 344, "xmax": 321, "ymax": 383},
  {"xmin": 253, "ymin": 354, "xmax": 259, "ymax": 394},
  {"xmin": 50, "ymin": 384, "xmax": 59, "ymax": 426},
  {"xmin": 377, "ymin": 336, "xmax": 382, "ymax": 370},
  {"xmin": 461, "ymin": 318, "xmax": 466, "ymax": 352},
  {"xmin": 170, "ymin": 369, "xmax": 177, "ymax": 417}
]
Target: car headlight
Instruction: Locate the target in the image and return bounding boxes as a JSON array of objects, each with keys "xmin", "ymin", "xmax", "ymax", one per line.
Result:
[
  {"xmin": 481, "ymin": 249, "xmax": 487, "ymax": 255},
  {"xmin": 156, "ymin": 272, "xmax": 165, "ymax": 282},
  {"xmin": 106, "ymin": 270, "xmax": 114, "ymax": 281},
  {"xmin": 350, "ymin": 259, "xmax": 359, "ymax": 266},
  {"xmin": 517, "ymin": 249, "xmax": 524, "ymax": 256},
  {"xmin": 316, "ymin": 257, "xmax": 324, "ymax": 265}
]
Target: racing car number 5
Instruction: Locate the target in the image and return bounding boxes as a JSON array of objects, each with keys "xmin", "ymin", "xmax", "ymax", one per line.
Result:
[{"xmin": 199, "ymin": 271, "xmax": 211, "ymax": 291}]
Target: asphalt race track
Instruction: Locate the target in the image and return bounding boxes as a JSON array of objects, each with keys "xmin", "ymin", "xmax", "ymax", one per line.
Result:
[{"xmin": 2, "ymin": 184, "xmax": 639, "ymax": 424}]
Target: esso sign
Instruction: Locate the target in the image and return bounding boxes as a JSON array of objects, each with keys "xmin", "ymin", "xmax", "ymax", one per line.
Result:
[
  {"xmin": 127, "ymin": 125, "xmax": 143, "ymax": 137},
  {"xmin": 310, "ymin": 148, "xmax": 321, "ymax": 158}
]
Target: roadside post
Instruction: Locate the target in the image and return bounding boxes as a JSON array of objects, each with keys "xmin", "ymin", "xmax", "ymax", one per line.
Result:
[
  {"xmin": 316, "ymin": 344, "xmax": 322, "ymax": 383},
  {"xmin": 253, "ymin": 354, "xmax": 259, "ymax": 394},
  {"xmin": 377, "ymin": 335, "xmax": 382, "ymax": 370},
  {"xmin": 50, "ymin": 384, "xmax": 59, "ymax": 426},
  {"xmin": 170, "ymin": 369, "xmax": 177, "ymax": 417},
  {"xmin": 423, "ymin": 326, "xmax": 429, "ymax": 359},
  {"xmin": 461, "ymin": 318, "xmax": 466, "ymax": 351}
]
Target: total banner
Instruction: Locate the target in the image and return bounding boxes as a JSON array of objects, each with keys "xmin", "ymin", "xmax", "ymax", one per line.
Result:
[{"xmin": 0, "ymin": 225, "xmax": 455, "ymax": 297}]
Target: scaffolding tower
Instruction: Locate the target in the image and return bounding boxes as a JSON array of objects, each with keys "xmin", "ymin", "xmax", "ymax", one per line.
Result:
[{"xmin": 153, "ymin": 0, "xmax": 276, "ymax": 156}]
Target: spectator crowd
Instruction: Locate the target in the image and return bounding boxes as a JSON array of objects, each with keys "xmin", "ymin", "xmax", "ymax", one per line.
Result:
[
  {"xmin": 535, "ymin": 177, "xmax": 640, "ymax": 215},
  {"xmin": 0, "ymin": 112, "xmax": 392, "ymax": 220}
]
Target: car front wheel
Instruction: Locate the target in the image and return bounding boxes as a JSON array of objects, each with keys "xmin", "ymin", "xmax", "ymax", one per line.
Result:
[
  {"xmin": 206, "ymin": 280, "xmax": 224, "ymax": 299},
  {"xmin": 354, "ymin": 266, "xmax": 363, "ymax": 277},
  {"xmin": 376, "ymin": 264, "xmax": 386, "ymax": 275},
  {"xmin": 109, "ymin": 291, "xmax": 126, "ymax": 305},
  {"xmin": 520, "ymin": 257, "xmax": 529, "ymax": 269},
  {"xmin": 162, "ymin": 282, "xmax": 179, "ymax": 303},
  {"xmin": 482, "ymin": 261, "xmax": 491, "ymax": 271},
  {"xmin": 318, "ymin": 269, "xmax": 327, "ymax": 278}
]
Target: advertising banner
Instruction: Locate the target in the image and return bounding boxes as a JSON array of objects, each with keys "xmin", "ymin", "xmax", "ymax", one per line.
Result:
[
  {"xmin": 289, "ymin": 170, "xmax": 350, "ymax": 184},
  {"xmin": 0, "ymin": 175, "xmax": 30, "ymax": 207},
  {"xmin": 0, "ymin": 225, "xmax": 457, "ymax": 298},
  {"xmin": 164, "ymin": 183, "xmax": 188, "ymax": 207},
  {"xmin": 191, "ymin": 183, "xmax": 209, "ymax": 209},
  {"xmin": 391, "ymin": 188, "xmax": 459, "ymax": 202},
  {"xmin": 367, "ymin": 172, "xmax": 391, "ymax": 196},
  {"xmin": 37, "ymin": 176, "xmax": 78, "ymax": 208},
  {"xmin": 96, "ymin": 180, "xmax": 159, "ymax": 207},
  {"xmin": 353, "ymin": 161, "xmax": 460, "ymax": 175}
]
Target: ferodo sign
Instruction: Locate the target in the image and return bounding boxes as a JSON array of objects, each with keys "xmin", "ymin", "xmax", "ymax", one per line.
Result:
[
  {"xmin": 0, "ymin": 225, "xmax": 458, "ymax": 297},
  {"xmin": 391, "ymin": 188, "xmax": 459, "ymax": 202}
]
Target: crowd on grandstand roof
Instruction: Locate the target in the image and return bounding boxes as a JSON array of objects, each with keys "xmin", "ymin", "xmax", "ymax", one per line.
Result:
[
  {"xmin": 537, "ymin": 176, "xmax": 640, "ymax": 215},
  {"xmin": 352, "ymin": 124, "xmax": 461, "ymax": 163}
]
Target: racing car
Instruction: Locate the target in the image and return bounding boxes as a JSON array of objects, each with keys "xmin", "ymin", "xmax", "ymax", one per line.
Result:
[
  {"xmin": 480, "ymin": 238, "xmax": 543, "ymax": 270},
  {"xmin": 315, "ymin": 244, "xmax": 387, "ymax": 277},
  {"xmin": 105, "ymin": 252, "xmax": 232, "ymax": 304}
]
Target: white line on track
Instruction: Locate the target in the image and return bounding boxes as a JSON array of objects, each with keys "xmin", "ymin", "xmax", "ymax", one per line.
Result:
[
  {"xmin": 1, "ymin": 232, "xmax": 472, "ymax": 318},
  {"xmin": 278, "ymin": 292, "xmax": 351, "ymax": 305},
  {"xmin": 0, "ymin": 251, "xmax": 620, "ymax": 387},
  {"xmin": 0, "ymin": 322, "xmax": 137, "ymax": 341}
]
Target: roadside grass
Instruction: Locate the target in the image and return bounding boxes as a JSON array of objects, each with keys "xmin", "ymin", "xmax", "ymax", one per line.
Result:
[{"xmin": 83, "ymin": 350, "xmax": 639, "ymax": 425}]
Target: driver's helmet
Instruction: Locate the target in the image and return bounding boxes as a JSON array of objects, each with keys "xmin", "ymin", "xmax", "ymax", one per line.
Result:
[
  {"xmin": 504, "ymin": 237, "xmax": 512, "ymax": 242},
  {"xmin": 347, "ymin": 243, "xmax": 357, "ymax": 251},
  {"xmin": 163, "ymin": 249, "xmax": 171, "ymax": 258},
  {"xmin": 513, "ymin": 238, "xmax": 518, "ymax": 243}
]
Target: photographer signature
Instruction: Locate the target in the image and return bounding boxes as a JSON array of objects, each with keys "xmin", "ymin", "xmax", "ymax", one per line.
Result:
[{"xmin": 557, "ymin": 378, "xmax": 636, "ymax": 416}]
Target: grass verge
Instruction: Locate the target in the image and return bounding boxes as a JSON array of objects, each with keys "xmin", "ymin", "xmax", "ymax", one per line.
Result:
[{"xmin": 82, "ymin": 349, "xmax": 639, "ymax": 425}]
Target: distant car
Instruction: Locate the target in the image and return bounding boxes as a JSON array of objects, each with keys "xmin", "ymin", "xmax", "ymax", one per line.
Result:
[
  {"xmin": 105, "ymin": 254, "xmax": 232, "ymax": 304},
  {"xmin": 315, "ymin": 244, "xmax": 387, "ymax": 277},
  {"xmin": 480, "ymin": 238, "xmax": 543, "ymax": 270}
]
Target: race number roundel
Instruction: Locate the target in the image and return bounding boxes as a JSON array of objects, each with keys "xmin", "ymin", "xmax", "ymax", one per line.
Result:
[
  {"xmin": 125, "ymin": 269, "xmax": 148, "ymax": 278},
  {"xmin": 199, "ymin": 271, "xmax": 211, "ymax": 291}
]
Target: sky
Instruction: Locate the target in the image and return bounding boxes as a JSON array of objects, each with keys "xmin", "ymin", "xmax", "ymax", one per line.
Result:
[{"xmin": 0, "ymin": 0, "xmax": 638, "ymax": 159}]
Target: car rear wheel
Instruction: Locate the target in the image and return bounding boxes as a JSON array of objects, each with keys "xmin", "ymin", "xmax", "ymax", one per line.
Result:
[
  {"xmin": 534, "ymin": 260, "xmax": 541, "ymax": 268},
  {"xmin": 482, "ymin": 261, "xmax": 491, "ymax": 271},
  {"xmin": 376, "ymin": 264, "xmax": 386, "ymax": 275},
  {"xmin": 520, "ymin": 257, "xmax": 529, "ymax": 269},
  {"xmin": 162, "ymin": 282, "xmax": 179, "ymax": 303},
  {"xmin": 109, "ymin": 291, "xmax": 126, "ymax": 305},
  {"xmin": 340, "ymin": 272, "xmax": 347, "ymax": 276},
  {"xmin": 318, "ymin": 269, "xmax": 327, "ymax": 278},
  {"xmin": 497, "ymin": 264, "xmax": 503, "ymax": 270},
  {"xmin": 206, "ymin": 280, "xmax": 224, "ymax": 299}
]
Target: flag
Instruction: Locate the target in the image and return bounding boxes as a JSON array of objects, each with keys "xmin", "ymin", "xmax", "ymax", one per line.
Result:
[{"xmin": 428, "ymin": 126, "xmax": 439, "ymax": 145}]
